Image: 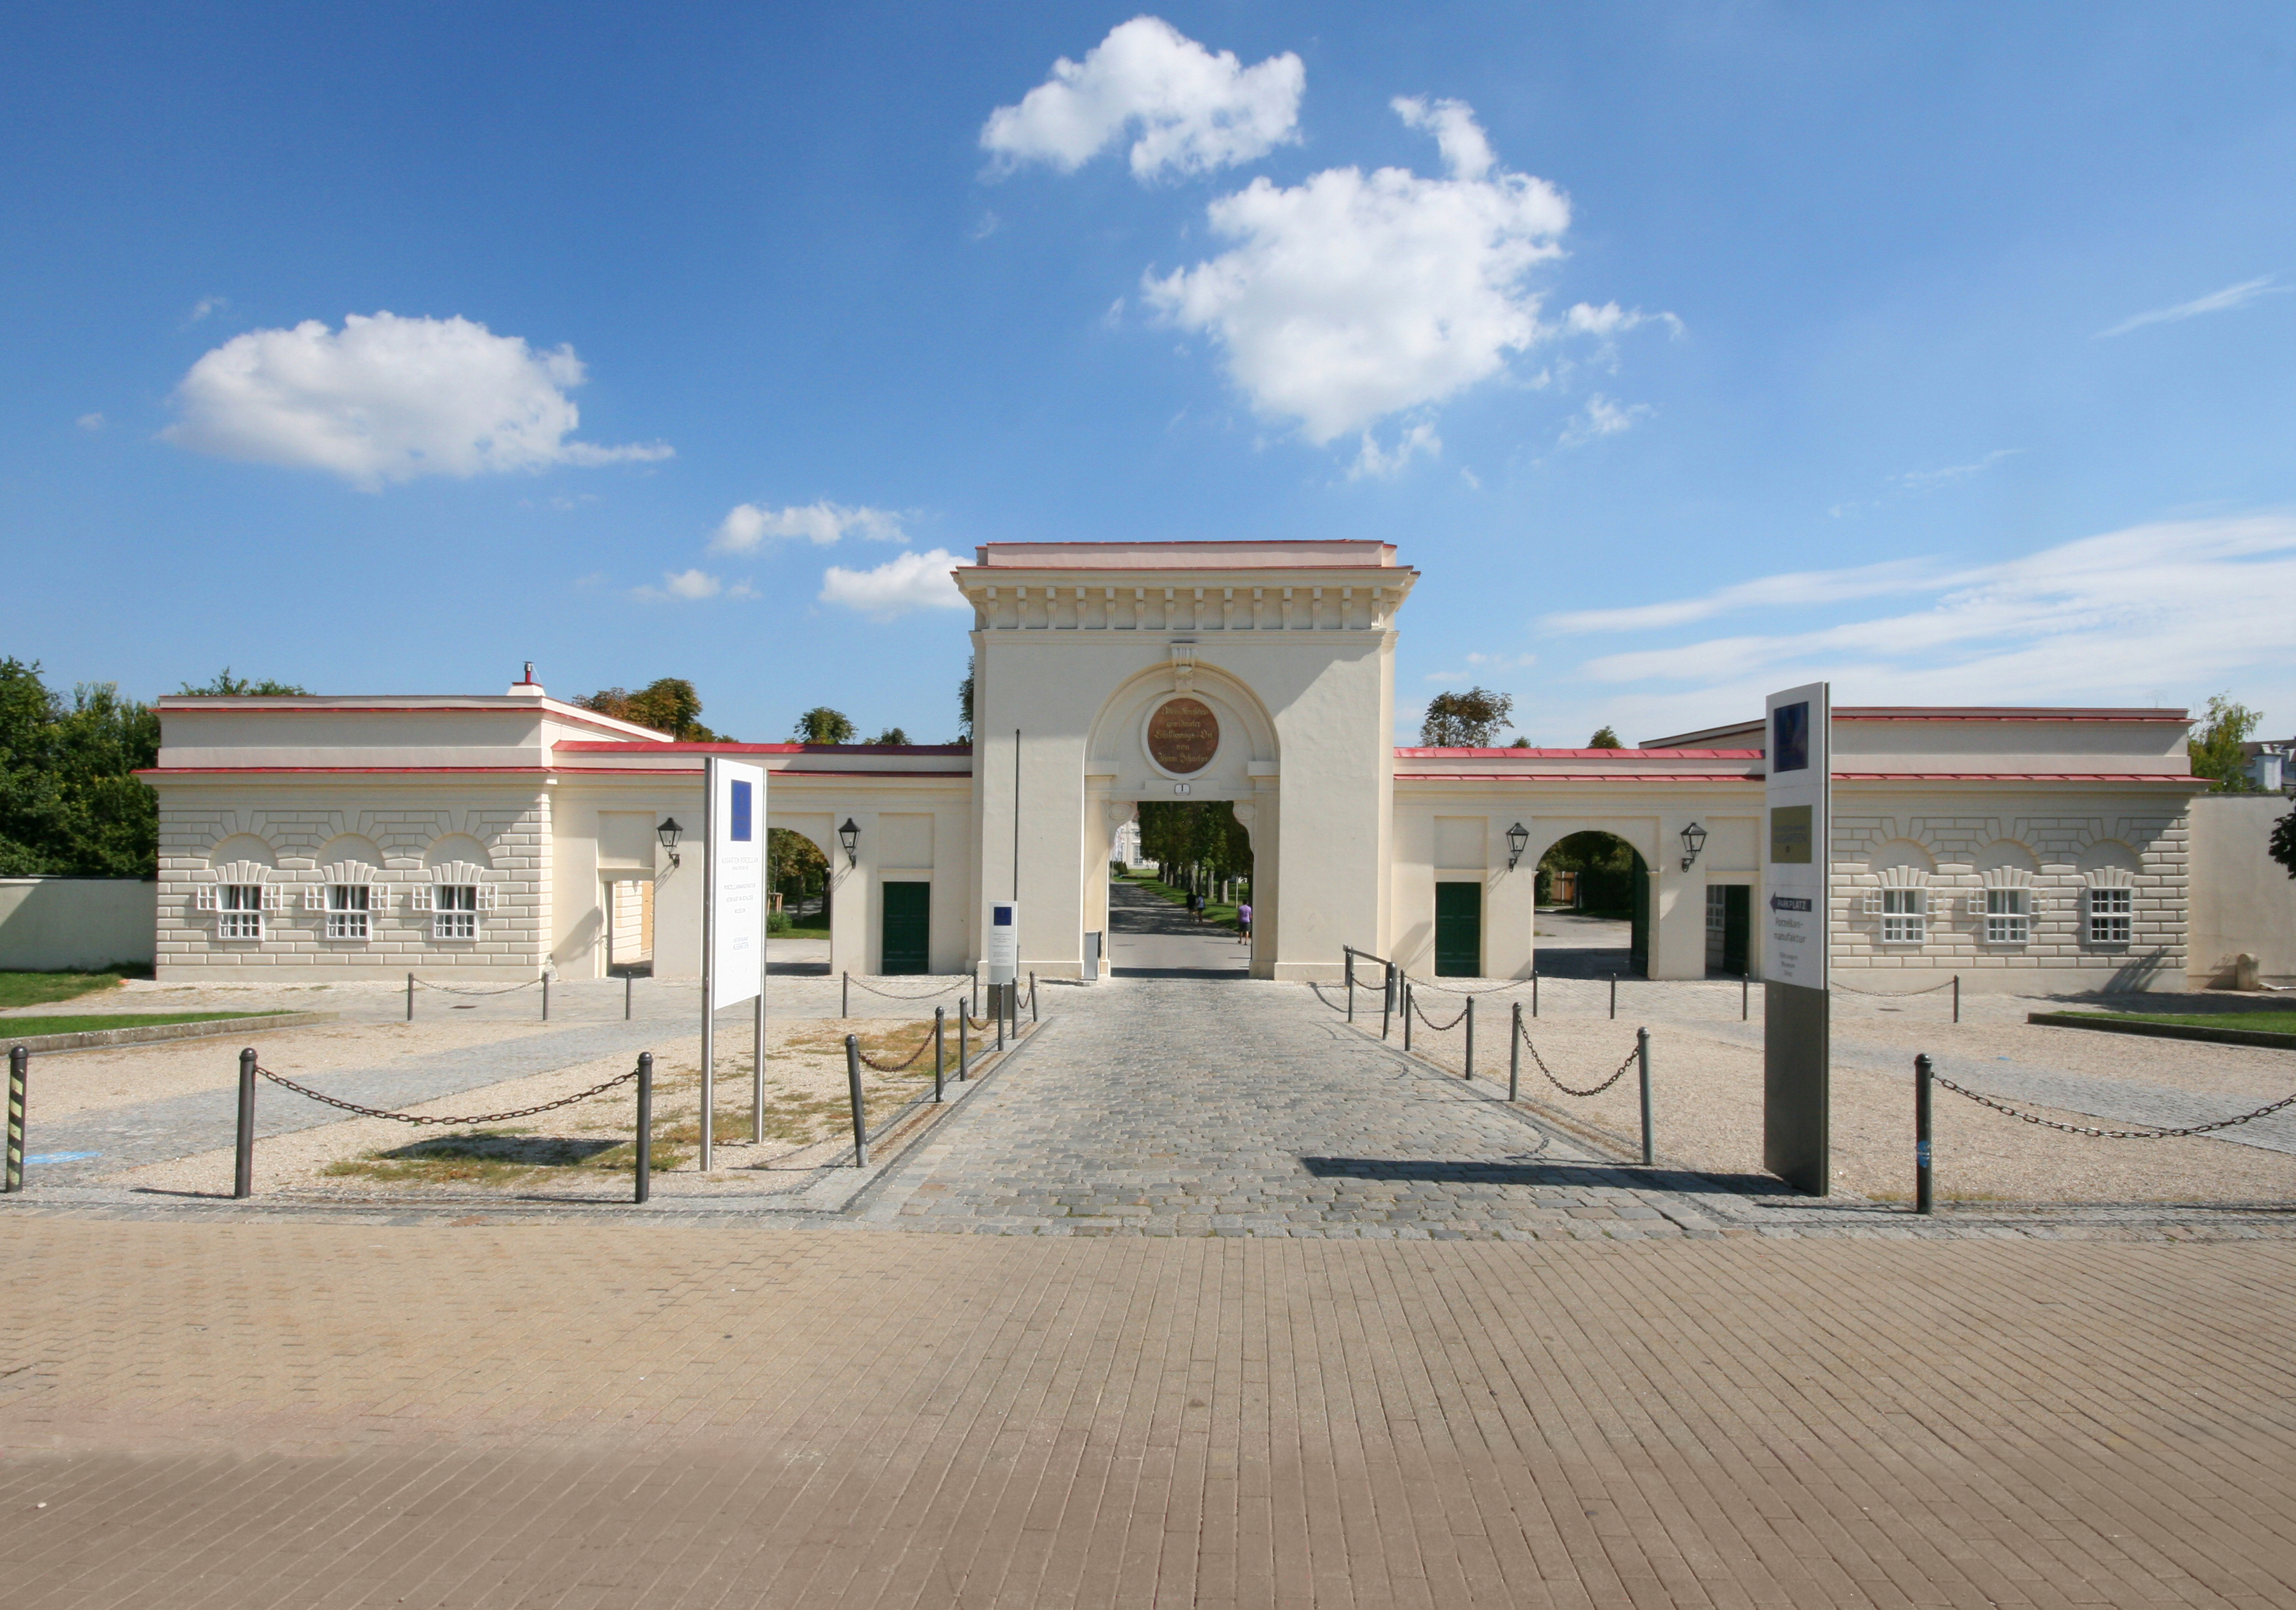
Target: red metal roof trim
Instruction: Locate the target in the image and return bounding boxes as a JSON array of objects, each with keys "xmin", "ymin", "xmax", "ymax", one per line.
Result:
[
  {"xmin": 1832, "ymin": 771, "xmax": 2198, "ymax": 783},
  {"xmin": 1396, "ymin": 746, "xmax": 1762, "ymax": 759},
  {"xmin": 553, "ymin": 740, "xmax": 973, "ymax": 755},
  {"xmin": 1396, "ymin": 773, "xmax": 1762, "ymax": 784}
]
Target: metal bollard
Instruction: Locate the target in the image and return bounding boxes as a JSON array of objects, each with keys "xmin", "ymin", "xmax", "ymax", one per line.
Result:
[
  {"xmin": 1464, "ymin": 994, "xmax": 1474, "ymax": 1080},
  {"xmin": 234, "ymin": 1048, "xmax": 257, "ymax": 1199},
  {"xmin": 1345, "ymin": 948, "xmax": 1356, "ymax": 1022},
  {"xmin": 996, "ymin": 985, "xmax": 1006, "ymax": 1052},
  {"xmin": 1507, "ymin": 1004, "xmax": 1520, "ymax": 1102},
  {"xmin": 1636, "ymin": 1028, "xmax": 1653, "ymax": 1166},
  {"xmin": 844, "ymin": 1034, "xmax": 868, "ymax": 1168},
  {"xmin": 406, "ymin": 971, "xmax": 415, "ymax": 1021},
  {"xmin": 1403, "ymin": 980, "xmax": 1414, "ymax": 1053},
  {"xmin": 971, "ymin": 968, "xmax": 980, "ymax": 1018},
  {"xmin": 1952, "ymin": 975, "xmax": 1960, "ymax": 1025},
  {"xmin": 1030, "ymin": 972, "xmax": 1038, "ymax": 1024},
  {"xmin": 1532, "ymin": 969, "xmax": 1539, "ymax": 1019},
  {"xmin": 934, "ymin": 1008, "xmax": 946, "ymax": 1103},
  {"xmin": 958, "ymin": 1009, "xmax": 969, "ymax": 1081},
  {"xmin": 634, "ymin": 1051, "xmax": 653, "ymax": 1204},
  {"xmin": 625, "ymin": 972, "xmax": 633, "ymax": 1021},
  {"xmin": 1610, "ymin": 976, "xmax": 1617, "ymax": 1020},
  {"xmin": 542, "ymin": 974, "xmax": 550, "ymax": 1021},
  {"xmin": 1914, "ymin": 1053, "xmax": 1933, "ymax": 1214},
  {"xmin": 5, "ymin": 1044, "xmax": 26, "ymax": 1194},
  {"xmin": 1382, "ymin": 964, "xmax": 1394, "ymax": 1040},
  {"xmin": 843, "ymin": 971, "xmax": 850, "ymax": 1019},
  {"xmin": 1742, "ymin": 975, "xmax": 1749, "ymax": 1021}
]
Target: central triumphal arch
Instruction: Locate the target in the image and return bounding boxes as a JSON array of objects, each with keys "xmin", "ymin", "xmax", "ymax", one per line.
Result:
[{"xmin": 959, "ymin": 540, "xmax": 1415, "ymax": 983}]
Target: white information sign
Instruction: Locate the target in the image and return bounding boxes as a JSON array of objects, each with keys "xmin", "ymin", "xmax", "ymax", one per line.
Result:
[
  {"xmin": 707, "ymin": 757, "xmax": 766, "ymax": 1011},
  {"xmin": 986, "ymin": 901, "xmax": 1019, "ymax": 985},
  {"xmin": 1762, "ymin": 682, "xmax": 1830, "ymax": 990}
]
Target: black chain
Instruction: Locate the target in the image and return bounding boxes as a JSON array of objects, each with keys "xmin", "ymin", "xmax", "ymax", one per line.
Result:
[
  {"xmin": 1930, "ymin": 1074, "xmax": 2296, "ymax": 1139},
  {"xmin": 1830, "ymin": 977, "xmax": 1954, "ymax": 998},
  {"xmin": 1512, "ymin": 1018, "xmax": 1641, "ymax": 1098},
  {"xmin": 845, "ymin": 975, "xmax": 971, "ymax": 1000},
  {"xmin": 854, "ymin": 1028, "xmax": 938, "ymax": 1074},
  {"xmin": 253, "ymin": 1060, "xmax": 642, "ymax": 1126},
  {"xmin": 412, "ymin": 975, "xmax": 544, "ymax": 997},
  {"xmin": 1409, "ymin": 992, "xmax": 1471, "ymax": 1034}
]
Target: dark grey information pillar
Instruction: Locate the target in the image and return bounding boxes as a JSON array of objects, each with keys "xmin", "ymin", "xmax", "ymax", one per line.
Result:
[{"xmin": 1763, "ymin": 983, "xmax": 1829, "ymax": 1193}]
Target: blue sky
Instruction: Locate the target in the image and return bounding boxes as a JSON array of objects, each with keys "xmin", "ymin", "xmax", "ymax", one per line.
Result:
[{"xmin": 4, "ymin": 3, "xmax": 2292, "ymax": 745}]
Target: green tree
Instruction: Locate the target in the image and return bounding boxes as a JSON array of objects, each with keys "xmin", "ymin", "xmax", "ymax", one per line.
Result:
[
  {"xmin": 793, "ymin": 706, "xmax": 857, "ymax": 745},
  {"xmin": 869, "ymin": 727, "xmax": 911, "ymax": 746},
  {"xmin": 177, "ymin": 669, "xmax": 308, "ymax": 696},
  {"xmin": 957, "ymin": 656, "xmax": 974, "ymax": 743},
  {"xmin": 2271, "ymin": 809, "xmax": 2296, "ymax": 880},
  {"xmin": 1586, "ymin": 726, "xmax": 1623, "ymax": 748},
  {"xmin": 1136, "ymin": 800, "xmax": 1253, "ymax": 890},
  {"xmin": 768, "ymin": 827, "xmax": 827, "ymax": 901},
  {"xmin": 0, "ymin": 660, "xmax": 159, "ymax": 876},
  {"xmin": 1420, "ymin": 687, "xmax": 1514, "ymax": 747},
  {"xmin": 2187, "ymin": 693, "xmax": 2261, "ymax": 792},
  {"xmin": 575, "ymin": 679, "xmax": 723, "ymax": 741}
]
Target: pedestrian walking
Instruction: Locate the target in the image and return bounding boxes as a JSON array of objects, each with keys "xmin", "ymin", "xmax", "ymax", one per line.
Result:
[{"xmin": 1236, "ymin": 900, "xmax": 1251, "ymax": 942}]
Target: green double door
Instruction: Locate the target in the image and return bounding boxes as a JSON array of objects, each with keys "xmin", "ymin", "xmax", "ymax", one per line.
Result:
[
  {"xmin": 881, "ymin": 882, "xmax": 930, "ymax": 975},
  {"xmin": 1434, "ymin": 882, "xmax": 1482, "ymax": 978}
]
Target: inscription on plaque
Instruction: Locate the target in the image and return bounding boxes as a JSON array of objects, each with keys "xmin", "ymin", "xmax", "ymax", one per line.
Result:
[{"xmin": 1147, "ymin": 698, "xmax": 1220, "ymax": 775}]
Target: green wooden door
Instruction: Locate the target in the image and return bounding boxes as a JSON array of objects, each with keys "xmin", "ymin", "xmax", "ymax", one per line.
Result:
[
  {"xmin": 1434, "ymin": 882, "xmax": 1481, "ymax": 978},
  {"xmin": 1628, "ymin": 853, "xmax": 1650, "ymax": 977},
  {"xmin": 881, "ymin": 882, "xmax": 930, "ymax": 975}
]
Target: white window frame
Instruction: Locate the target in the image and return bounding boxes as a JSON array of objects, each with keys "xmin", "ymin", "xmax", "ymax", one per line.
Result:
[
  {"xmin": 1984, "ymin": 888, "xmax": 2031, "ymax": 946},
  {"xmin": 217, "ymin": 883, "xmax": 265, "ymax": 941},
  {"xmin": 1879, "ymin": 888, "xmax": 1926, "ymax": 945},
  {"xmin": 326, "ymin": 883, "xmax": 371, "ymax": 941},
  {"xmin": 2087, "ymin": 886, "xmax": 2133, "ymax": 946},
  {"xmin": 433, "ymin": 884, "xmax": 479, "ymax": 941}
]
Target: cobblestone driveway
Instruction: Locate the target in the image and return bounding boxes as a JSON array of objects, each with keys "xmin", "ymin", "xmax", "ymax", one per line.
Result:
[{"xmin": 865, "ymin": 978, "xmax": 1740, "ymax": 1237}]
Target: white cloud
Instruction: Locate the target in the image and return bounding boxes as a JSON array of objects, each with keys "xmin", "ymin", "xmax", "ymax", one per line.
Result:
[
  {"xmin": 1559, "ymin": 394, "xmax": 1651, "ymax": 446},
  {"xmin": 163, "ymin": 312, "xmax": 671, "ymax": 489},
  {"xmin": 982, "ymin": 17, "xmax": 1302, "ymax": 182},
  {"xmin": 1348, "ymin": 420, "xmax": 1440, "ymax": 480},
  {"xmin": 76, "ymin": 412, "xmax": 105, "ymax": 431},
  {"xmin": 1889, "ymin": 448, "xmax": 2024, "ymax": 492},
  {"xmin": 1142, "ymin": 98, "xmax": 1573, "ymax": 444},
  {"xmin": 1538, "ymin": 514, "xmax": 2296, "ymax": 741},
  {"xmin": 711, "ymin": 500, "xmax": 905, "ymax": 552},
  {"xmin": 1543, "ymin": 558, "xmax": 1942, "ymax": 635},
  {"xmin": 2096, "ymin": 276, "xmax": 2290, "ymax": 338},
  {"xmin": 818, "ymin": 549, "xmax": 970, "ymax": 620},
  {"xmin": 188, "ymin": 295, "xmax": 227, "ymax": 324},
  {"xmin": 634, "ymin": 568, "xmax": 723, "ymax": 602}
]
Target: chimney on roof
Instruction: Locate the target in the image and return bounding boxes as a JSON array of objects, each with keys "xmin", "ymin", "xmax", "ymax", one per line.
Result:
[{"xmin": 510, "ymin": 662, "xmax": 544, "ymax": 696}]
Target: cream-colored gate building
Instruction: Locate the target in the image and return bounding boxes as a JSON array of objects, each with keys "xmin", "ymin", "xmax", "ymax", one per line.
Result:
[{"xmin": 143, "ymin": 540, "xmax": 2206, "ymax": 992}]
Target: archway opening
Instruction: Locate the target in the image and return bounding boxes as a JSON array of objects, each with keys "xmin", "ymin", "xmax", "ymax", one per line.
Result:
[
  {"xmin": 1106, "ymin": 799, "xmax": 1255, "ymax": 979},
  {"xmin": 1535, "ymin": 830, "xmax": 1650, "ymax": 978}
]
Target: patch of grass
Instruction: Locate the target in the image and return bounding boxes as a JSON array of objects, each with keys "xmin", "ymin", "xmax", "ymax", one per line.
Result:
[
  {"xmin": 325, "ymin": 1127, "xmax": 678, "ymax": 1186},
  {"xmin": 2098, "ymin": 1010, "xmax": 2296, "ymax": 1034},
  {"xmin": 0, "ymin": 965, "xmax": 150, "ymax": 1011},
  {"xmin": 775, "ymin": 924, "xmax": 831, "ymax": 940},
  {"xmin": 0, "ymin": 1009, "xmax": 292, "ymax": 1037}
]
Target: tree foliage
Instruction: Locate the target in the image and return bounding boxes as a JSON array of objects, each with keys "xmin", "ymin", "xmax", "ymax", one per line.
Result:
[
  {"xmin": 2187, "ymin": 693, "xmax": 2262, "ymax": 792},
  {"xmin": 869, "ymin": 727, "xmax": 911, "ymax": 746},
  {"xmin": 0, "ymin": 659, "xmax": 159, "ymax": 877},
  {"xmin": 1420, "ymin": 687, "xmax": 1514, "ymax": 747},
  {"xmin": 958, "ymin": 656, "xmax": 974, "ymax": 743},
  {"xmin": 575, "ymin": 679, "xmax": 723, "ymax": 742},
  {"xmin": 1586, "ymin": 725, "xmax": 1623, "ymax": 748},
  {"xmin": 768, "ymin": 826, "xmax": 828, "ymax": 897},
  {"xmin": 1135, "ymin": 800, "xmax": 1253, "ymax": 882},
  {"xmin": 2271, "ymin": 810, "xmax": 2296, "ymax": 881},
  {"xmin": 792, "ymin": 706, "xmax": 857, "ymax": 745},
  {"xmin": 177, "ymin": 668, "xmax": 310, "ymax": 696}
]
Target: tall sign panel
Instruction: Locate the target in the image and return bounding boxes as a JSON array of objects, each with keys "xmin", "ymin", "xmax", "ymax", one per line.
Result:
[
  {"xmin": 699, "ymin": 757, "xmax": 766, "ymax": 1171},
  {"xmin": 1761, "ymin": 682, "xmax": 1831, "ymax": 1194}
]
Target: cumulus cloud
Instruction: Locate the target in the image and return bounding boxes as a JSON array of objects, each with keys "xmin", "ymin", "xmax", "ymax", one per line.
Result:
[
  {"xmin": 1348, "ymin": 420, "xmax": 1440, "ymax": 479},
  {"xmin": 163, "ymin": 312, "xmax": 671, "ymax": 489},
  {"xmin": 818, "ymin": 549, "xmax": 970, "ymax": 620},
  {"xmin": 633, "ymin": 568, "xmax": 724, "ymax": 602},
  {"xmin": 1142, "ymin": 97, "xmax": 1573, "ymax": 443},
  {"xmin": 2096, "ymin": 276, "xmax": 2290, "ymax": 338},
  {"xmin": 982, "ymin": 17, "xmax": 1302, "ymax": 182},
  {"xmin": 1559, "ymin": 394, "xmax": 1651, "ymax": 446},
  {"xmin": 1533, "ymin": 515, "xmax": 2296, "ymax": 742},
  {"xmin": 711, "ymin": 500, "xmax": 905, "ymax": 552}
]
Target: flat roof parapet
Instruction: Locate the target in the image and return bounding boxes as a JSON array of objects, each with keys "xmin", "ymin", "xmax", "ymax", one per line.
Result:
[{"xmin": 971, "ymin": 540, "xmax": 1396, "ymax": 569}]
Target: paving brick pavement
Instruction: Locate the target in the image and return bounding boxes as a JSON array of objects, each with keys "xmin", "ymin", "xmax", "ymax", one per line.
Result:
[{"xmin": 3, "ymin": 1221, "xmax": 2295, "ymax": 1607}]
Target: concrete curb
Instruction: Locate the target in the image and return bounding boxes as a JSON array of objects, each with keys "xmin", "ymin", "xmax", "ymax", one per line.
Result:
[
  {"xmin": 2027, "ymin": 1011, "xmax": 2296, "ymax": 1051},
  {"xmin": 0, "ymin": 1012, "xmax": 338, "ymax": 1054}
]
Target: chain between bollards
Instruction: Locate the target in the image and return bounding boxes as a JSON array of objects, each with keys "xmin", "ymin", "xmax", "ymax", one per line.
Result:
[
  {"xmin": 634, "ymin": 1051, "xmax": 653, "ymax": 1204},
  {"xmin": 934, "ymin": 1008, "xmax": 946, "ymax": 1103},
  {"xmin": 1914, "ymin": 1052, "xmax": 1933, "ymax": 1214},
  {"xmin": 1507, "ymin": 1003, "xmax": 1521, "ymax": 1101},
  {"xmin": 234, "ymin": 1047, "xmax": 257, "ymax": 1199},
  {"xmin": 5, "ymin": 1044, "xmax": 25, "ymax": 1194},
  {"xmin": 844, "ymin": 1034, "xmax": 868, "ymax": 1168},
  {"xmin": 1637, "ymin": 1027, "xmax": 1653, "ymax": 1166}
]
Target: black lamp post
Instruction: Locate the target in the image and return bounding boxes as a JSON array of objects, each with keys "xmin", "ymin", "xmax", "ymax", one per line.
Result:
[
  {"xmin": 1505, "ymin": 822, "xmax": 1530, "ymax": 870},
  {"xmin": 657, "ymin": 817, "xmax": 683, "ymax": 868},
  {"xmin": 838, "ymin": 818, "xmax": 860, "ymax": 867},
  {"xmin": 1679, "ymin": 820, "xmax": 1707, "ymax": 871}
]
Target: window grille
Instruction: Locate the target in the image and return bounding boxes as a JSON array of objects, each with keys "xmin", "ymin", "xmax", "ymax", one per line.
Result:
[
  {"xmin": 218, "ymin": 884, "xmax": 264, "ymax": 941},
  {"xmin": 2088, "ymin": 886, "xmax": 2132, "ymax": 945},
  {"xmin": 1880, "ymin": 888, "xmax": 1926, "ymax": 945},
  {"xmin": 434, "ymin": 884, "xmax": 479, "ymax": 940},
  {"xmin": 1984, "ymin": 888, "xmax": 2030, "ymax": 945},
  {"xmin": 326, "ymin": 884, "xmax": 371, "ymax": 941}
]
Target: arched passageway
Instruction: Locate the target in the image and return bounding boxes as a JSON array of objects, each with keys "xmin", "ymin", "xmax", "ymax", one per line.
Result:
[{"xmin": 1535, "ymin": 830, "xmax": 1650, "ymax": 979}]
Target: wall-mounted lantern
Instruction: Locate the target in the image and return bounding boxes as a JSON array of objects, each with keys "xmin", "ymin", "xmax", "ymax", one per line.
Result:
[
  {"xmin": 657, "ymin": 817, "xmax": 683, "ymax": 868},
  {"xmin": 838, "ymin": 818, "xmax": 860, "ymax": 867},
  {"xmin": 1679, "ymin": 820, "xmax": 1707, "ymax": 871},
  {"xmin": 1505, "ymin": 822, "xmax": 1530, "ymax": 870}
]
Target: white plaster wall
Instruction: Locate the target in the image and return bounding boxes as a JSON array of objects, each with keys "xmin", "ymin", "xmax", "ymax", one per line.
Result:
[
  {"xmin": 2187, "ymin": 794, "xmax": 2296, "ymax": 986},
  {"xmin": 0, "ymin": 879, "xmax": 156, "ymax": 970}
]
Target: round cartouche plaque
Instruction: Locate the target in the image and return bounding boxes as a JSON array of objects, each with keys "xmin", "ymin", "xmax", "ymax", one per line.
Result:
[{"xmin": 1146, "ymin": 698, "xmax": 1220, "ymax": 775}]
